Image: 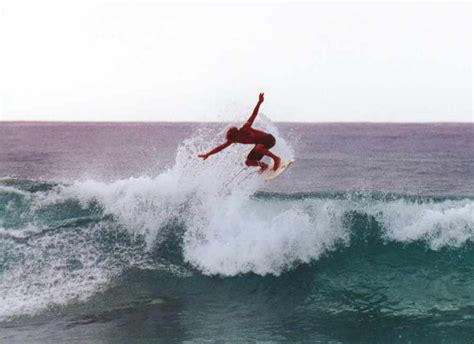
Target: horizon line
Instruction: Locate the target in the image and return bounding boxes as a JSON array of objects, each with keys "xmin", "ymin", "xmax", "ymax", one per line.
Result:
[{"xmin": 0, "ymin": 120, "xmax": 472, "ymax": 125}]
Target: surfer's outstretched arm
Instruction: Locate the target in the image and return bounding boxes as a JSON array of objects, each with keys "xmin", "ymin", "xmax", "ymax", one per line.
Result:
[
  {"xmin": 242, "ymin": 92, "xmax": 264, "ymax": 129},
  {"xmin": 198, "ymin": 140, "xmax": 233, "ymax": 160}
]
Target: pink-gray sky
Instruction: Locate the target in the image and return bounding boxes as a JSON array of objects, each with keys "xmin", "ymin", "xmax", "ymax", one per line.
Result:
[{"xmin": 1, "ymin": 1, "xmax": 472, "ymax": 122}]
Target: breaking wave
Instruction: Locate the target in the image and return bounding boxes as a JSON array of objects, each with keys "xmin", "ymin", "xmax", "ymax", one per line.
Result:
[{"xmin": 1, "ymin": 122, "xmax": 473, "ymax": 321}]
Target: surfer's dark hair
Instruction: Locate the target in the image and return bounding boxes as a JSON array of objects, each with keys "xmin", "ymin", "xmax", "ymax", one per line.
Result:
[{"xmin": 226, "ymin": 127, "xmax": 239, "ymax": 141}]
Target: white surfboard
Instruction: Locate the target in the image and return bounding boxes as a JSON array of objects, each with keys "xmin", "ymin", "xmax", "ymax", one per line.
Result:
[{"xmin": 262, "ymin": 159, "xmax": 295, "ymax": 180}]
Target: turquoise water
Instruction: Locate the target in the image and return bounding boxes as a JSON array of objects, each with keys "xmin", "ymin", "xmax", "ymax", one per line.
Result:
[{"xmin": 0, "ymin": 122, "xmax": 473, "ymax": 343}]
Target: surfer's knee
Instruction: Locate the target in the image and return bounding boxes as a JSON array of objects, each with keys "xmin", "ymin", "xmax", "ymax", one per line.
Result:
[{"xmin": 254, "ymin": 144, "xmax": 267, "ymax": 153}]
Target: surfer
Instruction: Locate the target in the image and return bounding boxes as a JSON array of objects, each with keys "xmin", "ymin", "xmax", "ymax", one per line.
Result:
[{"xmin": 198, "ymin": 93, "xmax": 281, "ymax": 171}]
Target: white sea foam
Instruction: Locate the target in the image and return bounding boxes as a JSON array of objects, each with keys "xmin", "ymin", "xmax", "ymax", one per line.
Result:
[
  {"xmin": 368, "ymin": 199, "xmax": 474, "ymax": 249},
  {"xmin": 0, "ymin": 185, "xmax": 31, "ymax": 197},
  {"xmin": 0, "ymin": 223, "xmax": 45, "ymax": 238},
  {"xmin": 0, "ymin": 224, "xmax": 114, "ymax": 320},
  {"xmin": 183, "ymin": 198, "xmax": 350, "ymax": 275}
]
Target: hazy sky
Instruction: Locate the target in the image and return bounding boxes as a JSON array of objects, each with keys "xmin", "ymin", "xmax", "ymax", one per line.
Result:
[{"xmin": 1, "ymin": 1, "xmax": 472, "ymax": 122}]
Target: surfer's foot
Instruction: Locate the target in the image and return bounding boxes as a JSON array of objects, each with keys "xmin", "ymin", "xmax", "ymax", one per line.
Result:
[
  {"xmin": 272, "ymin": 157, "xmax": 281, "ymax": 171},
  {"xmin": 258, "ymin": 162, "xmax": 269, "ymax": 173}
]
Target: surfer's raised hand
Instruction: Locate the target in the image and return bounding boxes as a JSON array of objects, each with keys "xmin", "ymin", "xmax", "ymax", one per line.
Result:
[
  {"xmin": 198, "ymin": 153, "xmax": 209, "ymax": 160},
  {"xmin": 259, "ymin": 92, "xmax": 264, "ymax": 103}
]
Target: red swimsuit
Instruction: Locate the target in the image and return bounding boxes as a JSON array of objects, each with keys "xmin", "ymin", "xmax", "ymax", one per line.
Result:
[{"xmin": 235, "ymin": 127, "xmax": 275, "ymax": 161}]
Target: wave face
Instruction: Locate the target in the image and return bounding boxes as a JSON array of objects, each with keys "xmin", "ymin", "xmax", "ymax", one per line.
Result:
[{"xmin": 1, "ymin": 123, "xmax": 473, "ymax": 341}]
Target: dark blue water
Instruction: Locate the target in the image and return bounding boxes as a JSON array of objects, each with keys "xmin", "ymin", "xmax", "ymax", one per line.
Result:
[{"xmin": 0, "ymin": 122, "xmax": 473, "ymax": 343}]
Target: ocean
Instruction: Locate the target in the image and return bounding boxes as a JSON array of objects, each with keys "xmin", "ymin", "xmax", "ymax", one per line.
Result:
[{"xmin": 0, "ymin": 121, "xmax": 473, "ymax": 343}]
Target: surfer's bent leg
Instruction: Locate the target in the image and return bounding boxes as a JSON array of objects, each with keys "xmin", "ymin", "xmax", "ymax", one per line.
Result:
[
  {"xmin": 245, "ymin": 158, "xmax": 269, "ymax": 171},
  {"xmin": 253, "ymin": 144, "xmax": 281, "ymax": 171},
  {"xmin": 245, "ymin": 147, "xmax": 269, "ymax": 171}
]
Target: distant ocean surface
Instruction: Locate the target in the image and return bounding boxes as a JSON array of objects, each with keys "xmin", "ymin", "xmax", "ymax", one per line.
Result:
[{"xmin": 0, "ymin": 121, "xmax": 473, "ymax": 343}]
